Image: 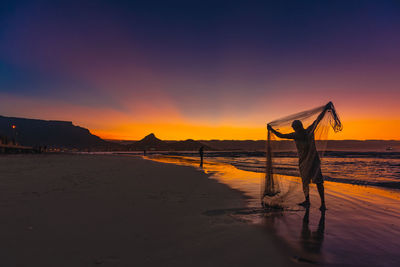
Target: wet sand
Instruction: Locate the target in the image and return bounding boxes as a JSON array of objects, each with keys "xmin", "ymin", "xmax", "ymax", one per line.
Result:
[
  {"xmin": 149, "ymin": 155, "xmax": 400, "ymax": 266},
  {"xmin": 0, "ymin": 154, "xmax": 296, "ymax": 267}
]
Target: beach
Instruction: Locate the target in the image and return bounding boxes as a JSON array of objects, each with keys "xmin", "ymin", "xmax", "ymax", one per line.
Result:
[
  {"xmin": 0, "ymin": 154, "xmax": 296, "ymax": 267},
  {"xmin": 148, "ymin": 154, "xmax": 400, "ymax": 266}
]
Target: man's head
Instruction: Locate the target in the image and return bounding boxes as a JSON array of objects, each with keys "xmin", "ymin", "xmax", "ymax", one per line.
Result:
[{"xmin": 291, "ymin": 120, "xmax": 304, "ymax": 132}]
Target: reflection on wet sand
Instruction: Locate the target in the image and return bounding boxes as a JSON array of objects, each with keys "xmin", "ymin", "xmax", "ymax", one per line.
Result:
[
  {"xmin": 146, "ymin": 154, "xmax": 400, "ymax": 266},
  {"xmin": 260, "ymin": 208, "xmax": 326, "ymax": 264},
  {"xmin": 301, "ymin": 209, "xmax": 325, "ymax": 255},
  {"xmin": 146, "ymin": 155, "xmax": 265, "ymax": 206}
]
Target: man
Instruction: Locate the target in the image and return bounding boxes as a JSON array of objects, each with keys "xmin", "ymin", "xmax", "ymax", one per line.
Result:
[
  {"xmin": 199, "ymin": 146, "xmax": 204, "ymax": 167},
  {"xmin": 267, "ymin": 102, "xmax": 333, "ymax": 211}
]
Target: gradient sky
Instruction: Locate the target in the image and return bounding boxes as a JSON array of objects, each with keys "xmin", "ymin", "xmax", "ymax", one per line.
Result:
[{"xmin": 0, "ymin": 0, "xmax": 399, "ymax": 140}]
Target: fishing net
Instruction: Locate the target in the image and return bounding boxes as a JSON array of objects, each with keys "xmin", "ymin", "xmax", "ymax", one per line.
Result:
[{"xmin": 262, "ymin": 102, "xmax": 342, "ymax": 208}]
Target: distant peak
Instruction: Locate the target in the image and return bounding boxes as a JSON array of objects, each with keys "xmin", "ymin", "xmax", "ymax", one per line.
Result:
[{"xmin": 140, "ymin": 133, "xmax": 161, "ymax": 142}]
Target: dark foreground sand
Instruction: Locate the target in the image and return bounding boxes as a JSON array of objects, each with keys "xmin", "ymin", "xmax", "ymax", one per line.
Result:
[{"xmin": 0, "ymin": 154, "xmax": 296, "ymax": 267}]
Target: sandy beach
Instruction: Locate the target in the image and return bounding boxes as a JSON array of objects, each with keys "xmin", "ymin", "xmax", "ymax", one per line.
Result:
[
  {"xmin": 0, "ymin": 154, "xmax": 296, "ymax": 267},
  {"xmin": 147, "ymin": 154, "xmax": 400, "ymax": 266}
]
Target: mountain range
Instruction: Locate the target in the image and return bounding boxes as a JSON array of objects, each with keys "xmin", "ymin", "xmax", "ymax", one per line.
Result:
[
  {"xmin": 0, "ymin": 115, "xmax": 108, "ymax": 149},
  {"xmin": 1, "ymin": 115, "xmax": 399, "ymax": 151}
]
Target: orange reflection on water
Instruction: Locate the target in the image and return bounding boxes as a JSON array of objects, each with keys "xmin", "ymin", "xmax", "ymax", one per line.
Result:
[
  {"xmin": 147, "ymin": 154, "xmax": 400, "ymax": 209},
  {"xmin": 146, "ymin": 155, "xmax": 264, "ymax": 206}
]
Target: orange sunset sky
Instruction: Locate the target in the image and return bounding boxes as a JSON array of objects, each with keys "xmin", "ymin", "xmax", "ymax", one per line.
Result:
[{"xmin": 0, "ymin": 1, "xmax": 399, "ymax": 140}]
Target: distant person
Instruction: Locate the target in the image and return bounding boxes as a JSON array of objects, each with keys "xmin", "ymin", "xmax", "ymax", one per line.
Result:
[
  {"xmin": 267, "ymin": 102, "xmax": 333, "ymax": 211},
  {"xmin": 199, "ymin": 146, "xmax": 204, "ymax": 167},
  {"xmin": 143, "ymin": 149, "xmax": 146, "ymax": 156}
]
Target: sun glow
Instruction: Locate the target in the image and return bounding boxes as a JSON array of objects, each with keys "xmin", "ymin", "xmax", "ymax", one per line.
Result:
[{"xmin": 91, "ymin": 119, "xmax": 400, "ymax": 141}]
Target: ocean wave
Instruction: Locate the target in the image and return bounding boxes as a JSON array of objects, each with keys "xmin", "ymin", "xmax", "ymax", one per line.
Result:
[{"xmin": 229, "ymin": 162, "xmax": 400, "ymax": 190}]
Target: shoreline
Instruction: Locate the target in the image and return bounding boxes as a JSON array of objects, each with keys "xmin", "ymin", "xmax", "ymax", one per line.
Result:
[
  {"xmin": 145, "ymin": 154, "xmax": 400, "ymax": 266},
  {"xmin": 0, "ymin": 154, "xmax": 297, "ymax": 266}
]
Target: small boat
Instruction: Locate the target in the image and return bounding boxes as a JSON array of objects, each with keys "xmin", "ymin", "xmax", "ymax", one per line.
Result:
[{"xmin": 386, "ymin": 147, "xmax": 393, "ymax": 151}]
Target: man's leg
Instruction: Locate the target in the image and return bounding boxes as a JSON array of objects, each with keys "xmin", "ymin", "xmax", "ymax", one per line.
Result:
[
  {"xmin": 317, "ymin": 183, "xmax": 326, "ymax": 211},
  {"xmin": 298, "ymin": 182, "xmax": 310, "ymax": 207}
]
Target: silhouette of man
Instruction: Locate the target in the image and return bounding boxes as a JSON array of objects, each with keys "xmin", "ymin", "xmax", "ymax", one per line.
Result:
[
  {"xmin": 267, "ymin": 102, "xmax": 333, "ymax": 211},
  {"xmin": 199, "ymin": 146, "xmax": 204, "ymax": 167}
]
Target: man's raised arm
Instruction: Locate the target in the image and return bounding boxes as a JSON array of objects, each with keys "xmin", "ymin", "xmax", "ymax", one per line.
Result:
[
  {"xmin": 267, "ymin": 124, "xmax": 295, "ymax": 139},
  {"xmin": 307, "ymin": 102, "xmax": 333, "ymax": 133}
]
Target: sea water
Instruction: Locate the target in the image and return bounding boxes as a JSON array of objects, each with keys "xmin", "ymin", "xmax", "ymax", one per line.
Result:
[{"xmin": 145, "ymin": 150, "xmax": 400, "ymax": 189}]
